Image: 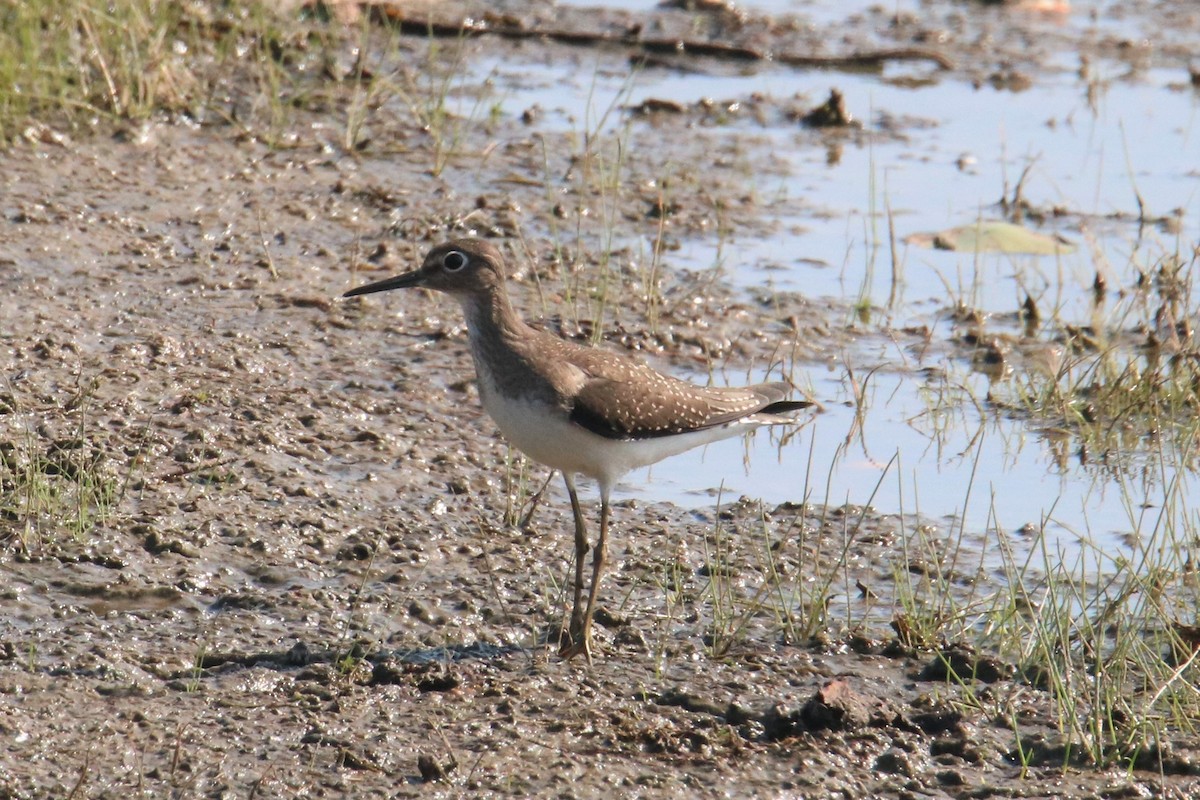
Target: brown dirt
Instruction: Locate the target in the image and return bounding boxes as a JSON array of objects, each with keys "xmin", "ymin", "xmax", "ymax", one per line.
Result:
[{"xmin": 2, "ymin": 2, "xmax": 1200, "ymax": 798}]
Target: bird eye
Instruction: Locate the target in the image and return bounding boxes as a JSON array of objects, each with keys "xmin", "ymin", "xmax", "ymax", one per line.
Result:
[{"xmin": 442, "ymin": 250, "xmax": 468, "ymax": 271}]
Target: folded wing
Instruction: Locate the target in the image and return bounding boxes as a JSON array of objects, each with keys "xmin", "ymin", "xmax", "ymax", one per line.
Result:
[{"xmin": 565, "ymin": 350, "xmax": 810, "ymax": 440}]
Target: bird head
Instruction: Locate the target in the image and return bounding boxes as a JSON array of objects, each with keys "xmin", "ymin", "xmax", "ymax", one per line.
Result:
[{"xmin": 343, "ymin": 239, "xmax": 507, "ymax": 299}]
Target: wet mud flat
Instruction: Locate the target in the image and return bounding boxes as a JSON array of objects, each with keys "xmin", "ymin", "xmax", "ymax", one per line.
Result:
[{"xmin": 3, "ymin": 1, "xmax": 1200, "ymax": 797}]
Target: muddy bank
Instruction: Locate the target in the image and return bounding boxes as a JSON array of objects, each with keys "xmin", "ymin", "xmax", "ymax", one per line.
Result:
[{"xmin": 3, "ymin": 2, "xmax": 1200, "ymax": 797}]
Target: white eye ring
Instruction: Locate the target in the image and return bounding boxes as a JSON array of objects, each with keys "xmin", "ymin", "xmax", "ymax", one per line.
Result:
[{"xmin": 443, "ymin": 250, "xmax": 468, "ymax": 271}]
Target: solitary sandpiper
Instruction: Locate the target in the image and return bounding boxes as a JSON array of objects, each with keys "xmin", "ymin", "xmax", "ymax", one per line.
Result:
[{"xmin": 345, "ymin": 239, "xmax": 812, "ymax": 660}]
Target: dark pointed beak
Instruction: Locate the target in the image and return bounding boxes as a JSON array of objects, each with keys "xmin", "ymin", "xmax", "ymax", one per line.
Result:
[{"xmin": 343, "ymin": 270, "xmax": 425, "ymax": 298}]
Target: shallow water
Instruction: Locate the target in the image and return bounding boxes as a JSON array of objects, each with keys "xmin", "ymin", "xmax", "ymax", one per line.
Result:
[{"xmin": 466, "ymin": 0, "xmax": 1200, "ymax": 558}]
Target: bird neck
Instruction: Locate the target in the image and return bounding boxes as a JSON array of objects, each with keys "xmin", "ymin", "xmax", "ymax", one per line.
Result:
[{"xmin": 457, "ymin": 284, "xmax": 531, "ymax": 344}]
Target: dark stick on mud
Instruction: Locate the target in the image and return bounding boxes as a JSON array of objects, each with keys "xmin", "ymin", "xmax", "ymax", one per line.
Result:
[{"xmin": 368, "ymin": 8, "xmax": 955, "ymax": 71}]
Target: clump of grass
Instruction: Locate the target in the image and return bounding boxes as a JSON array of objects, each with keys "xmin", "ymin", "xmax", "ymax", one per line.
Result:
[
  {"xmin": 698, "ymin": 438, "xmax": 891, "ymax": 656},
  {"xmin": 0, "ymin": 0, "xmax": 517, "ymax": 170},
  {"xmin": 986, "ymin": 248, "xmax": 1200, "ymax": 462},
  {"xmin": 0, "ymin": 0, "xmax": 189, "ymax": 140},
  {"xmin": 884, "ymin": 428, "xmax": 1200, "ymax": 771},
  {"xmin": 185, "ymin": 642, "xmax": 208, "ymax": 693},
  {"xmin": 389, "ymin": 31, "xmax": 495, "ymax": 177},
  {"xmin": 701, "ymin": 487, "xmax": 768, "ymax": 657},
  {"xmin": 0, "ymin": 1, "xmax": 341, "ymax": 146},
  {"xmin": 695, "ymin": 403, "xmax": 1200, "ymax": 773},
  {"xmin": 0, "ymin": 380, "xmax": 136, "ymax": 550},
  {"xmin": 977, "ymin": 487, "xmax": 1200, "ymax": 769}
]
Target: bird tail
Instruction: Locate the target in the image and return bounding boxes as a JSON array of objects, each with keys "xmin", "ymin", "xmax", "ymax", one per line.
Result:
[{"xmin": 760, "ymin": 400, "xmax": 815, "ymax": 416}]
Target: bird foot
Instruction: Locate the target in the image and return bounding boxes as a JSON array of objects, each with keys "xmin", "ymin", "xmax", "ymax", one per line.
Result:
[
  {"xmin": 558, "ymin": 633, "xmax": 593, "ymax": 664},
  {"xmin": 558, "ymin": 619, "xmax": 593, "ymax": 663}
]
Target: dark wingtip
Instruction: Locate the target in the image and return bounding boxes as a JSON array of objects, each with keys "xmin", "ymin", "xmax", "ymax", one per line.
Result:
[{"xmin": 760, "ymin": 400, "xmax": 817, "ymax": 415}]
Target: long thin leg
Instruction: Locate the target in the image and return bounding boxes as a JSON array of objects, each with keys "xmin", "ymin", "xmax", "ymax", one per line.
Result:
[
  {"xmin": 561, "ymin": 472, "xmax": 590, "ymax": 651},
  {"xmin": 579, "ymin": 492, "xmax": 610, "ymax": 652}
]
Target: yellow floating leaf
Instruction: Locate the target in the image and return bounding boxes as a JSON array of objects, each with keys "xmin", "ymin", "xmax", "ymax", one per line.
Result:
[{"xmin": 904, "ymin": 221, "xmax": 1076, "ymax": 255}]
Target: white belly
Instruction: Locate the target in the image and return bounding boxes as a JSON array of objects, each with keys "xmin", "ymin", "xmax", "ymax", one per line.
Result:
[{"xmin": 478, "ymin": 377, "xmax": 765, "ymax": 495}]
